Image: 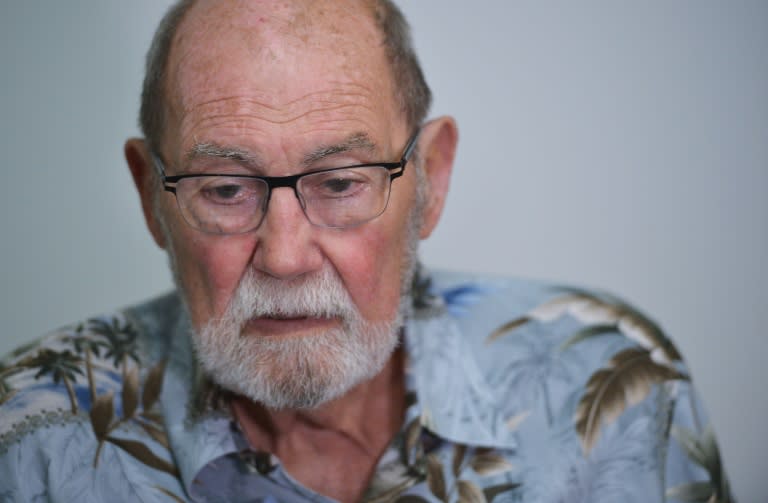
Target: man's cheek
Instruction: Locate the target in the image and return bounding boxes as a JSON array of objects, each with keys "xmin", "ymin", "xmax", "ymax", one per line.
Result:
[
  {"xmin": 341, "ymin": 243, "xmax": 403, "ymax": 321},
  {"xmin": 204, "ymin": 254, "xmax": 252, "ymax": 313}
]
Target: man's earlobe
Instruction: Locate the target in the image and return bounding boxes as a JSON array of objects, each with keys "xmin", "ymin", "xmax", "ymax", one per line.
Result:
[
  {"xmin": 125, "ymin": 138, "xmax": 167, "ymax": 249},
  {"xmin": 418, "ymin": 116, "xmax": 458, "ymax": 239}
]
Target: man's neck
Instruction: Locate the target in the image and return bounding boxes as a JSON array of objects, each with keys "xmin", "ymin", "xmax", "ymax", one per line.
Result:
[{"xmin": 230, "ymin": 347, "xmax": 406, "ymax": 502}]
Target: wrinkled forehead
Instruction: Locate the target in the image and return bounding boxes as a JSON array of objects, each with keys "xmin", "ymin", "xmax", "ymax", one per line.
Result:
[{"xmin": 164, "ymin": 0, "xmax": 397, "ymax": 130}]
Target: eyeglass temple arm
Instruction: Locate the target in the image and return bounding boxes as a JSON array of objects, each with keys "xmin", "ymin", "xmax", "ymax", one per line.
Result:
[
  {"xmin": 149, "ymin": 153, "xmax": 179, "ymax": 194},
  {"xmin": 389, "ymin": 129, "xmax": 421, "ymax": 180},
  {"xmin": 402, "ymin": 130, "xmax": 421, "ymax": 164}
]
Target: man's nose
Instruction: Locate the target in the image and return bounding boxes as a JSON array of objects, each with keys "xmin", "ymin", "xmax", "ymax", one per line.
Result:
[{"xmin": 251, "ymin": 187, "xmax": 323, "ymax": 281}]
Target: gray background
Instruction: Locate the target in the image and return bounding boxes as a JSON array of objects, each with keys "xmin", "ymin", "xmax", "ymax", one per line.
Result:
[{"xmin": 1, "ymin": 2, "xmax": 765, "ymax": 500}]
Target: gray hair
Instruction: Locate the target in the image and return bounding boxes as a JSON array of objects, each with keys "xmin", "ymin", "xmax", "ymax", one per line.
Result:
[{"xmin": 138, "ymin": 0, "xmax": 432, "ymax": 156}]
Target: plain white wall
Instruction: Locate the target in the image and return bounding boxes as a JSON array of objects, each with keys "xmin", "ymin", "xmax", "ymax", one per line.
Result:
[{"xmin": 1, "ymin": 2, "xmax": 765, "ymax": 501}]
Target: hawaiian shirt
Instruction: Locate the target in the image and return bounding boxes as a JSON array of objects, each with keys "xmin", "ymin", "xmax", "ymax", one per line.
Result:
[{"xmin": 0, "ymin": 268, "xmax": 733, "ymax": 502}]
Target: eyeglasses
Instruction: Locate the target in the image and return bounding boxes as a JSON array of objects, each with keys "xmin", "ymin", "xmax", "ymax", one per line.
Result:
[{"xmin": 152, "ymin": 131, "xmax": 420, "ymax": 235}]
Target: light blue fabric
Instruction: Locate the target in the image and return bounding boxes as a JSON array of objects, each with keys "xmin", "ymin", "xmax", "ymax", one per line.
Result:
[{"xmin": 0, "ymin": 268, "xmax": 732, "ymax": 502}]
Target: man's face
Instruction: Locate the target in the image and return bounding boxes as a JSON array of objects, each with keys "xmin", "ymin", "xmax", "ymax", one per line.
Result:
[{"xmin": 144, "ymin": 0, "xmax": 431, "ymax": 407}]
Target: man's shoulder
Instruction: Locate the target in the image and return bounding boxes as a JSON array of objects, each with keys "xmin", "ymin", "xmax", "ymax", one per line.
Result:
[
  {"xmin": 0, "ymin": 292, "xmax": 182, "ymax": 436},
  {"xmin": 415, "ymin": 267, "xmax": 692, "ymax": 443},
  {"xmin": 413, "ymin": 267, "xmax": 690, "ymax": 427},
  {"xmin": 0, "ymin": 292, "xmax": 186, "ymax": 500},
  {"xmin": 422, "ymin": 267, "xmax": 681, "ymax": 366}
]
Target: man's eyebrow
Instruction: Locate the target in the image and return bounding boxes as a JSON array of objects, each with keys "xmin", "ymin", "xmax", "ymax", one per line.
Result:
[
  {"xmin": 182, "ymin": 133, "xmax": 376, "ymax": 169},
  {"xmin": 185, "ymin": 143, "xmax": 262, "ymax": 167},
  {"xmin": 302, "ymin": 132, "xmax": 377, "ymax": 166}
]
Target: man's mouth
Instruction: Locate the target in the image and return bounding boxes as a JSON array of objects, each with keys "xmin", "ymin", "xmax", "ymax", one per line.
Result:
[
  {"xmin": 243, "ymin": 315, "xmax": 340, "ymax": 336},
  {"xmin": 268, "ymin": 314, "xmax": 307, "ymax": 320}
]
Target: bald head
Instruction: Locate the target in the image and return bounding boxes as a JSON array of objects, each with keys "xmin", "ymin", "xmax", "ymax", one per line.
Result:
[{"xmin": 139, "ymin": 0, "xmax": 431, "ymax": 156}]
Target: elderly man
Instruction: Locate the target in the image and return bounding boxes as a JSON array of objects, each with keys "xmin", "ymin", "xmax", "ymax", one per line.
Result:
[{"xmin": 0, "ymin": 1, "xmax": 731, "ymax": 502}]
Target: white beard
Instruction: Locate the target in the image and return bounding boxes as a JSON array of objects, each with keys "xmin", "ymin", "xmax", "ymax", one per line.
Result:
[{"xmin": 191, "ymin": 266, "xmax": 404, "ymax": 409}]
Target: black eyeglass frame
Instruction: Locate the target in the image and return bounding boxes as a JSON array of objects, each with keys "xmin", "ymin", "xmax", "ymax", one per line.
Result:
[{"xmin": 151, "ymin": 129, "xmax": 421, "ymax": 231}]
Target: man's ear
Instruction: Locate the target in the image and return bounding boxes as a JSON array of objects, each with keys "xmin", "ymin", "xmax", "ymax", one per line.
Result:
[
  {"xmin": 125, "ymin": 138, "xmax": 167, "ymax": 249},
  {"xmin": 416, "ymin": 116, "xmax": 458, "ymax": 239}
]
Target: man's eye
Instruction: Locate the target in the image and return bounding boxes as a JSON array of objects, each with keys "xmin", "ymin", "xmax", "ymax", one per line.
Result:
[
  {"xmin": 321, "ymin": 178, "xmax": 355, "ymax": 194},
  {"xmin": 305, "ymin": 171, "xmax": 370, "ymax": 198},
  {"xmin": 210, "ymin": 184, "xmax": 241, "ymax": 199},
  {"xmin": 199, "ymin": 179, "xmax": 254, "ymax": 204}
]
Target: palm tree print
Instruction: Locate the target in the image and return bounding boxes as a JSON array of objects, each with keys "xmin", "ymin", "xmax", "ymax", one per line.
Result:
[
  {"xmin": 86, "ymin": 317, "xmax": 140, "ymax": 369},
  {"xmin": 364, "ymin": 420, "xmax": 519, "ymax": 503},
  {"xmin": 65, "ymin": 323, "xmax": 111, "ymax": 404},
  {"xmin": 26, "ymin": 349, "xmax": 84, "ymax": 413},
  {"xmin": 489, "ymin": 325, "xmax": 574, "ymax": 426}
]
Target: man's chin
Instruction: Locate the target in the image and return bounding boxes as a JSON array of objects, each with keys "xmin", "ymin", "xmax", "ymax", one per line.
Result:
[{"xmin": 196, "ymin": 321, "xmax": 400, "ymax": 411}]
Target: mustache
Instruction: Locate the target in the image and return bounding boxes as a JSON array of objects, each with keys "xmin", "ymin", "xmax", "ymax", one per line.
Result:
[{"xmin": 224, "ymin": 267, "xmax": 359, "ymax": 324}]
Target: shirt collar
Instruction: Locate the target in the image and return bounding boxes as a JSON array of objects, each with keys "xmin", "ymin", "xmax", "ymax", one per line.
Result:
[
  {"xmin": 404, "ymin": 300, "xmax": 519, "ymax": 451},
  {"xmin": 159, "ymin": 313, "xmax": 239, "ymax": 494}
]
